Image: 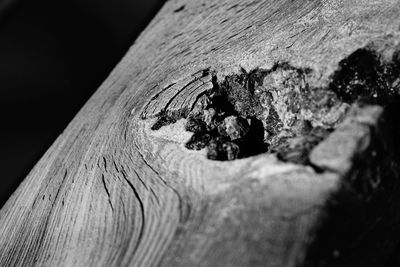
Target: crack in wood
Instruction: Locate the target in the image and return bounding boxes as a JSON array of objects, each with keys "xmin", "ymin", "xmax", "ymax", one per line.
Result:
[
  {"xmin": 119, "ymin": 168, "xmax": 146, "ymax": 256},
  {"xmin": 101, "ymin": 174, "xmax": 114, "ymax": 212}
]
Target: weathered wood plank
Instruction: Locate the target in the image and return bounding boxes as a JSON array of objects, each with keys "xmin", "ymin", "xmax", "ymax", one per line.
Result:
[{"xmin": 1, "ymin": 0, "xmax": 400, "ymax": 266}]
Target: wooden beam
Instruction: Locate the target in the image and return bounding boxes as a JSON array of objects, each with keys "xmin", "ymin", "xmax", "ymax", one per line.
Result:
[{"xmin": 1, "ymin": 0, "xmax": 400, "ymax": 266}]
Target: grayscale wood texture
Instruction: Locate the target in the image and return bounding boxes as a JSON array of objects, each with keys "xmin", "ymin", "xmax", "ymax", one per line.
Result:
[{"xmin": 1, "ymin": 0, "xmax": 400, "ymax": 266}]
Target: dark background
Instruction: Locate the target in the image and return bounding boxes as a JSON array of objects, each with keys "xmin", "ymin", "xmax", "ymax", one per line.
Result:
[{"xmin": 0, "ymin": 0, "xmax": 166, "ymax": 207}]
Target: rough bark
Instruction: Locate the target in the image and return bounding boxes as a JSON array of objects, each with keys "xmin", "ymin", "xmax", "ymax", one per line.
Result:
[{"xmin": 1, "ymin": 0, "xmax": 400, "ymax": 266}]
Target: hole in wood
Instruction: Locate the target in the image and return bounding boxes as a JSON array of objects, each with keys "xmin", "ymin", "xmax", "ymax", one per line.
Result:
[{"xmin": 150, "ymin": 48, "xmax": 400, "ymax": 164}]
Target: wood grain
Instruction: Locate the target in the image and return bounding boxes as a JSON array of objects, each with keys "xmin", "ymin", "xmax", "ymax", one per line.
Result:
[{"xmin": 2, "ymin": 0, "xmax": 400, "ymax": 266}]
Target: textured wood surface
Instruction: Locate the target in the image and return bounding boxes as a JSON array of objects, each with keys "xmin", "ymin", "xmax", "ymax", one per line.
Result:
[{"xmin": 2, "ymin": 0, "xmax": 400, "ymax": 266}]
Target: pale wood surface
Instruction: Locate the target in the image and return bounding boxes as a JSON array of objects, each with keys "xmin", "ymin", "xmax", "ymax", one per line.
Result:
[{"xmin": 1, "ymin": 0, "xmax": 400, "ymax": 266}]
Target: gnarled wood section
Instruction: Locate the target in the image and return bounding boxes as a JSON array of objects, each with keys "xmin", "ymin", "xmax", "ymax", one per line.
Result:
[{"xmin": 1, "ymin": 0, "xmax": 400, "ymax": 266}]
